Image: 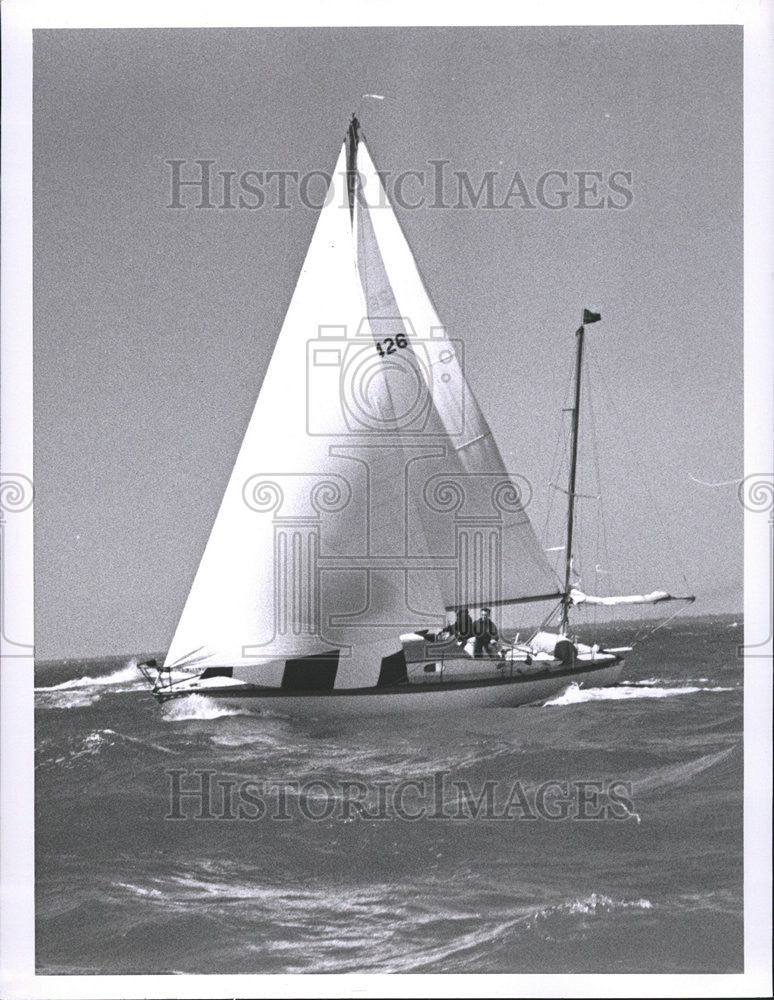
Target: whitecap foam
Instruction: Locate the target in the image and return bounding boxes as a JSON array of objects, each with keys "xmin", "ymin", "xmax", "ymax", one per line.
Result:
[
  {"xmin": 161, "ymin": 694, "xmax": 260, "ymax": 721},
  {"xmin": 35, "ymin": 690, "xmax": 102, "ymax": 710},
  {"xmin": 543, "ymin": 682, "xmax": 735, "ymax": 706},
  {"xmin": 526, "ymin": 892, "xmax": 653, "ymax": 927},
  {"xmin": 101, "ymin": 728, "xmax": 178, "ymax": 754},
  {"xmin": 111, "ymin": 881, "xmax": 164, "ymax": 899},
  {"xmin": 37, "ymin": 730, "xmax": 112, "ymax": 766}
]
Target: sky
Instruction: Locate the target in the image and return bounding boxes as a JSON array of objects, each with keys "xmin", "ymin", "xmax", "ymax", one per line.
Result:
[{"xmin": 32, "ymin": 25, "xmax": 743, "ymax": 659}]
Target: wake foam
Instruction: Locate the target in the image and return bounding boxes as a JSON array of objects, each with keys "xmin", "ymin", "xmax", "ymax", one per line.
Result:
[
  {"xmin": 543, "ymin": 682, "xmax": 735, "ymax": 706},
  {"xmin": 161, "ymin": 694, "xmax": 260, "ymax": 722},
  {"xmin": 629, "ymin": 676, "xmax": 712, "ymax": 687}
]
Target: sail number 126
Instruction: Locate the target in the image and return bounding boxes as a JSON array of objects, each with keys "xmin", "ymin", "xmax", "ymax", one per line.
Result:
[{"xmin": 375, "ymin": 334, "xmax": 408, "ymax": 357}]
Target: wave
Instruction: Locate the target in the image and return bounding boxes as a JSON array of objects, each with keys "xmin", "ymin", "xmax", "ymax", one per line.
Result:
[
  {"xmin": 385, "ymin": 893, "xmax": 656, "ymax": 973},
  {"xmin": 35, "ymin": 690, "xmax": 103, "ymax": 710},
  {"xmin": 36, "ymin": 729, "xmax": 111, "ymax": 768},
  {"xmin": 36, "ymin": 727, "xmax": 179, "ymax": 768},
  {"xmin": 543, "ymin": 682, "xmax": 736, "ymax": 706},
  {"xmin": 93, "ymin": 867, "xmax": 659, "ymax": 974},
  {"xmin": 631, "ymin": 745, "xmax": 738, "ymax": 795},
  {"xmin": 35, "ymin": 662, "xmax": 145, "ymax": 693},
  {"xmin": 101, "ymin": 728, "xmax": 179, "ymax": 755}
]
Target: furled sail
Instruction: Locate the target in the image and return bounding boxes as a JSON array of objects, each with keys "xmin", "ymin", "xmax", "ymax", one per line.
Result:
[
  {"xmin": 163, "ymin": 123, "xmax": 559, "ymax": 686},
  {"xmin": 569, "ymin": 588, "xmax": 695, "ymax": 607}
]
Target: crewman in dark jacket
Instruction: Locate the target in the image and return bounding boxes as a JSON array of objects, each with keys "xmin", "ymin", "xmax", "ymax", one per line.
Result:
[
  {"xmin": 453, "ymin": 606, "xmax": 474, "ymax": 644},
  {"xmin": 473, "ymin": 607, "xmax": 499, "ymax": 658}
]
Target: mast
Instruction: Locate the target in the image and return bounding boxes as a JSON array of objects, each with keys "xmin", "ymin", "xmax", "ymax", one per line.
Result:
[
  {"xmin": 560, "ymin": 309, "xmax": 601, "ymax": 634},
  {"xmin": 560, "ymin": 322, "xmax": 584, "ymax": 634}
]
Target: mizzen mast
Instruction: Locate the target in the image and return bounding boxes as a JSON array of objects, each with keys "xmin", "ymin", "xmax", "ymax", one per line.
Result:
[{"xmin": 560, "ymin": 309, "xmax": 601, "ymax": 635}]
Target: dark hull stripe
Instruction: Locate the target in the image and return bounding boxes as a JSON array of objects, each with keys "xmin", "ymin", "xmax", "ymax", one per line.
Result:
[{"xmin": 156, "ymin": 656, "xmax": 621, "ymax": 702}]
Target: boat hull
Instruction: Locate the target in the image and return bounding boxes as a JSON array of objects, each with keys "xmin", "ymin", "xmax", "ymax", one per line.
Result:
[{"xmin": 154, "ymin": 658, "xmax": 624, "ymax": 718}]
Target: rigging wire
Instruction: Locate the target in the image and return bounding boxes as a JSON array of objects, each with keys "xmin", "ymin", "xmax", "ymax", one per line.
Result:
[
  {"xmin": 630, "ymin": 597, "xmax": 695, "ymax": 647},
  {"xmin": 587, "ymin": 349, "xmax": 692, "ymax": 594},
  {"xmin": 584, "ymin": 342, "xmax": 614, "ymax": 616},
  {"xmin": 585, "ymin": 348, "xmax": 694, "ymax": 645},
  {"xmin": 542, "ymin": 362, "xmax": 575, "ymax": 579}
]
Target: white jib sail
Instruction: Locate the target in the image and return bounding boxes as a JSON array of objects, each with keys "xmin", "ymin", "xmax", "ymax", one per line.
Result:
[
  {"xmin": 164, "ymin": 129, "xmax": 559, "ymax": 686},
  {"xmin": 353, "ymin": 140, "xmax": 559, "ymax": 611}
]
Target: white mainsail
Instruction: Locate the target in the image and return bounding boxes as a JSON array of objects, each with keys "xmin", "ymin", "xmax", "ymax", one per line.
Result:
[{"xmin": 163, "ymin": 123, "xmax": 559, "ymax": 686}]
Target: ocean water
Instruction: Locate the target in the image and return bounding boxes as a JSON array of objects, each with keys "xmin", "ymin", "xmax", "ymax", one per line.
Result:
[{"xmin": 35, "ymin": 615, "xmax": 743, "ymax": 975}]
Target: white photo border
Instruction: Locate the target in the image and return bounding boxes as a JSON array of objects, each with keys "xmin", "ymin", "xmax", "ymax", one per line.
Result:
[{"xmin": 1, "ymin": 2, "xmax": 771, "ymax": 998}]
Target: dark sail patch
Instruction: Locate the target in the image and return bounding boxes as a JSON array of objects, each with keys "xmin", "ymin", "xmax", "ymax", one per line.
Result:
[
  {"xmin": 282, "ymin": 651, "xmax": 340, "ymax": 690},
  {"xmin": 377, "ymin": 650, "xmax": 408, "ymax": 687}
]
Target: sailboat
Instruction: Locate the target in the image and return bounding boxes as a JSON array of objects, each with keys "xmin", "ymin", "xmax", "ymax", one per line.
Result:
[{"xmin": 139, "ymin": 116, "xmax": 693, "ymax": 716}]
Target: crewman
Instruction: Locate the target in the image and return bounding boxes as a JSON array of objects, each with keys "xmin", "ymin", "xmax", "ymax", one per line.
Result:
[
  {"xmin": 472, "ymin": 607, "xmax": 499, "ymax": 658},
  {"xmin": 453, "ymin": 606, "xmax": 474, "ymax": 644}
]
